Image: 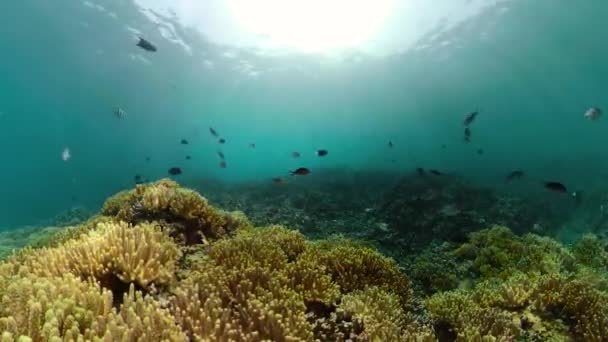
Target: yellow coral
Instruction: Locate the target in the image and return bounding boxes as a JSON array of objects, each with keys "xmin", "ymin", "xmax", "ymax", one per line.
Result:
[
  {"xmin": 0, "ymin": 273, "xmax": 184, "ymax": 341},
  {"xmin": 21, "ymin": 221, "xmax": 180, "ymax": 289}
]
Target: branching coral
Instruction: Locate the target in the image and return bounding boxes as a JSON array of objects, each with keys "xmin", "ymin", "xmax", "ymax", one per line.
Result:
[
  {"xmin": 0, "ymin": 273, "xmax": 184, "ymax": 341},
  {"xmin": 572, "ymin": 233, "xmax": 608, "ymax": 273},
  {"xmin": 408, "ymin": 242, "xmax": 469, "ymax": 295},
  {"xmin": 302, "ymin": 238, "xmax": 412, "ymax": 309},
  {"xmin": 101, "ymin": 179, "xmax": 252, "ymax": 245},
  {"xmin": 454, "ymin": 225, "xmax": 575, "ymax": 279},
  {"xmin": 19, "ymin": 221, "xmax": 180, "ymax": 291}
]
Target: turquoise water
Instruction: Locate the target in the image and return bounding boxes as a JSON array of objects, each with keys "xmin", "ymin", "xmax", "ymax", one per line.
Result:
[{"xmin": 1, "ymin": 0, "xmax": 607, "ymax": 228}]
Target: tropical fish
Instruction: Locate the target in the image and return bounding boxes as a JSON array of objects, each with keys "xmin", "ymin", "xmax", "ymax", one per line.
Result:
[
  {"xmin": 272, "ymin": 177, "xmax": 285, "ymax": 183},
  {"xmin": 61, "ymin": 147, "xmax": 71, "ymax": 161},
  {"xmin": 217, "ymin": 151, "xmax": 225, "ymax": 160},
  {"xmin": 113, "ymin": 107, "xmax": 126, "ymax": 119},
  {"xmin": 136, "ymin": 37, "xmax": 157, "ymax": 52},
  {"xmin": 134, "ymin": 174, "xmax": 143, "ymax": 184},
  {"xmin": 463, "ymin": 111, "xmax": 478, "ymax": 126},
  {"xmin": 584, "ymin": 107, "xmax": 602, "ymax": 121},
  {"xmin": 209, "ymin": 127, "xmax": 219, "ymax": 137},
  {"xmin": 180, "ymin": 139, "xmax": 189, "ymax": 145},
  {"xmin": 316, "ymin": 149, "xmax": 328, "ymax": 157},
  {"xmin": 290, "ymin": 168, "xmax": 310, "ymax": 176},
  {"xmin": 544, "ymin": 181, "xmax": 567, "ymax": 193},
  {"xmin": 464, "ymin": 127, "xmax": 471, "ymax": 142},
  {"xmin": 249, "ymin": 143, "xmax": 256, "ymax": 148},
  {"xmin": 416, "ymin": 167, "xmax": 426, "ymax": 176},
  {"xmin": 218, "ymin": 138, "xmax": 226, "ymax": 144},
  {"xmin": 292, "ymin": 152, "xmax": 301, "ymax": 158},
  {"xmin": 145, "ymin": 156, "xmax": 150, "ymax": 162},
  {"xmin": 429, "ymin": 169, "xmax": 442, "ymax": 176},
  {"xmin": 506, "ymin": 170, "xmax": 524, "ymax": 181},
  {"xmin": 219, "ymin": 161, "xmax": 227, "ymax": 168},
  {"xmin": 477, "ymin": 148, "xmax": 484, "ymax": 155},
  {"xmin": 168, "ymin": 167, "xmax": 182, "ymax": 175},
  {"xmin": 185, "ymin": 156, "xmax": 191, "ymax": 160},
  {"xmin": 388, "ymin": 141, "xmax": 394, "ymax": 148}
]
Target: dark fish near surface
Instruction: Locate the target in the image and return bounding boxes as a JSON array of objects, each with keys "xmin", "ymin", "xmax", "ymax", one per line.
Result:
[
  {"xmin": 292, "ymin": 152, "xmax": 301, "ymax": 158},
  {"xmin": 218, "ymin": 138, "xmax": 226, "ymax": 144},
  {"xmin": 477, "ymin": 148, "xmax": 484, "ymax": 155},
  {"xmin": 544, "ymin": 181, "xmax": 567, "ymax": 193},
  {"xmin": 136, "ymin": 37, "xmax": 157, "ymax": 52},
  {"xmin": 180, "ymin": 139, "xmax": 189, "ymax": 145},
  {"xmin": 209, "ymin": 127, "xmax": 219, "ymax": 137},
  {"xmin": 168, "ymin": 167, "xmax": 182, "ymax": 176},
  {"xmin": 316, "ymin": 149, "xmax": 328, "ymax": 157},
  {"xmin": 388, "ymin": 141, "xmax": 394, "ymax": 148},
  {"xmin": 416, "ymin": 167, "xmax": 426, "ymax": 176},
  {"xmin": 249, "ymin": 143, "xmax": 256, "ymax": 148},
  {"xmin": 272, "ymin": 177, "xmax": 285, "ymax": 184},
  {"xmin": 429, "ymin": 169, "xmax": 442, "ymax": 176},
  {"xmin": 464, "ymin": 127, "xmax": 471, "ymax": 142},
  {"xmin": 506, "ymin": 170, "xmax": 524, "ymax": 181},
  {"xmin": 186, "ymin": 156, "xmax": 191, "ymax": 160},
  {"xmin": 463, "ymin": 111, "xmax": 478, "ymax": 126},
  {"xmin": 134, "ymin": 174, "xmax": 143, "ymax": 184},
  {"xmin": 290, "ymin": 168, "xmax": 310, "ymax": 176},
  {"xmin": 217, "ymin": 151, "xmax": 225, "ymax": 160},
  {"xmin": 219, "ymin": 161, "xmax": 227, "ymax": 168}
]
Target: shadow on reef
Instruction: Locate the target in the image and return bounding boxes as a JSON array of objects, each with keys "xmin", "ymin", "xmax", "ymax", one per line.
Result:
[{"xmin": 0, "ymin": 179, "xmax": 606, "ymax": 341}]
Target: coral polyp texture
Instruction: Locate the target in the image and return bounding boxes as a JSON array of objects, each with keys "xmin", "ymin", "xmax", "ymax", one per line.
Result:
[{"xmin": 1, "ymin": 180, "xmax": 607, "ymax": 341}]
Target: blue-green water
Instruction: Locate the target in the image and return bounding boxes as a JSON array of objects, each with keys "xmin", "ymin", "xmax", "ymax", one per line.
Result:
[{"xmin": 1, "ymin": 0, "xmax": 607, "ymax": 229}]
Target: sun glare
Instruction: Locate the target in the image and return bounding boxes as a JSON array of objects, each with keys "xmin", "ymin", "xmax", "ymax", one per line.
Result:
[{"xmin": 227, "ymin": 0, "xmax": 395, "ymax": 53}]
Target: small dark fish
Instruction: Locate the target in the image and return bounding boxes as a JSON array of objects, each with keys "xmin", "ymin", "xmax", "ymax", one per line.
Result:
[
  {"xmin": 506, "ymin": 170, "xmax": 524, "ymax": 181},
  {"xmin": 168, "ymin": 167, "xmax": 182, "ymax": 176},
  {"xmin": 290, "ymin": 168, "xmax": 311, "ymax": 176},
  {"xmin": 441, "ymin": 144, "xmax": 447, "ymax": 149},
  {"xmin": 429, "ymin": 169, "xmax": 442, "ymax": 176},
  {"xmin": 217, "ymin": 151, "xmax": 225, "ymax": 160},
  {"xmin": 544, "ymin": 181, "xmax": 567, "ymax": 193},
  {"xmin": 136, "ymin": 37, "xmax": 157, "ymax": 52},
  {"xmin": 388, "ymin": 141, "xmax": 394, "ymax": 148},
  {"xmin": 219, "ymin": 161, "xmax": 227, "ymax": 168},
  {"xmin": 292, "ymin": 152, "xmax": 301, "ymax": 158},
  {"xmin": 464, "ymin": 127, "xmax": 471, "ymax": 143},
  {"xmin": 134, "ymin": 174, "xmax": 143, "ymax": 184},
  {"xmin": 463, "ymin": 111, "xmax": 478, "ymax": 126},
  {"xmin": 316, "ymin": 149, "xmax": 328, "ymax": 157},
  {"xmin": 249, "ymin": 143, "xmax": 256, "ymax": 148},
  {"xmin": 209, "ymin": 127, "xmax": 219, "ymax": 137},
  {"xmin": 145, "ymin": 157, "xmax": 150, "ymax": 162},
  {"xmin": 272, "ymin": 177, "xmax": 285, "ymax": 184},
  {"xmin": 218, "ymin": 138, "xmax": 226, "ymax": 144},
  {"xmin": 416, "ymin": 167, "xmax": 426, "ymax": 176},
  {"xmin": 180, "ymin": 139, "xmax": 189, "ymax": 145},
  {"xmin": 185, "ymin": 156, "xmax": 191, "ymax": 160},
  {"xmin": 477, "ymin": 148, "xmax": 484, "ymax": 155},
  {"xmin": 114, "ymin": 107, "xmax": 126, "ymax": 119}
]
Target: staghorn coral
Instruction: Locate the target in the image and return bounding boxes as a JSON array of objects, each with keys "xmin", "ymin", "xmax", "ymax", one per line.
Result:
[
  {"xmin": 572, "ymin": 233, "xmax": 608, "ymax": 273},
  {"xmin": 302, "ymin": 237, "xmax": 412, "ymax": 309},
  {"xmin": 101, "ymin": 179, "xmax": 252, "ymax": 245},
  {"xmin": 0, "ymin": 273, "xmax": 184, "ymax": 341},
  {"xmin": 19, "ymin": 221, "xmax": 181, "ymax": 291},
  {"xmin": 454, "ymin": 225, "xmax": 575, "ymax": 279}
]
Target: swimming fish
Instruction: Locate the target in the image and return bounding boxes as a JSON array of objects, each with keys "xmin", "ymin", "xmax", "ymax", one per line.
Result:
[
  {"xmin": 185, "ymin": 156, "xmax": 191, "ymax": 160},
  {"xmin": 219, "ymin": 161, "xmax": 227, "ymax": 168},
  {"xmin": 292, "ymin": 152, "xmax": 301, "ymax": 158},
  {"xmin": 218, "ymin": 138, "xmax": 226, "ymax": 144},
  {"xmin": 316, "ymin": 149, "xmax": 328, "ymax": 157},
  {"xmin": 463, "ymin": 111, "xmax": 478, "ymax": 126},
  {"xmin": 61, "ymin": 147, "xmax": 71, "ymax": 161},
  {"xmin": 388, "ymin": 141, "xmax": 394, "ymax": 148},
  {"xmin": 134, "ymin": 174, "xmax": 143, "ymax": 184},
  {"xmin": 168, "ymin": 167, "xmax": 182, "ymax": 176},
  {"xmin": 290, "ymin": 168, "xmax": 310, "ymax": 176},
  {"xmin": 506, "ymin": 170, "xmax": 524, "ymax": 181},
  {"xmin": 180, "ymin": 139, "xmax": 189, "ymax": 145},
  {"xmin": 441, "ymin": 144, "xmax": 447, "ymax": 149},
  {"xmin": 145, "ymin": 157, "xmax": 150, "ymax": 162},
  {"xmin": 584, "ymin": 107, "xmax": 602, "ymax": 121},
  {"xmin": 249, "ymin": 143, "xmax": 256, "ymax": 148},
  {"xmin": 464, "ymin": 127, "xmax": 471, "ymax": 142},
  {"xmin": 136, "ymin": 37, "xmax": 157, "ymax": 52},
  {"xmin": 272, "ymin": 177, "xmax": 285, "ymax": 184},
  {"xmin": 113, "ymin": 107, "xmax": 126, "ymax": 119},
  {"xmin": 544, "ymin": 181, "xmax": 567, "ymax": 193},
  {"xmin": 416, "ymin": 167, "xmax": 426, "ymax": 176},
  {"xmin": 209, "ymin": 127, "xmax": 219, "ymax": 137},
  {"xmin": 429, "ymin": 169, "xmax": 442, "ymax": 176},
  {"xmin": 217, "ymin": 151, "xmax": 225, "ymax": 160},
  {"xmin": 477, "ymin": 148, "xmax": 484, "ymax": 155}
]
